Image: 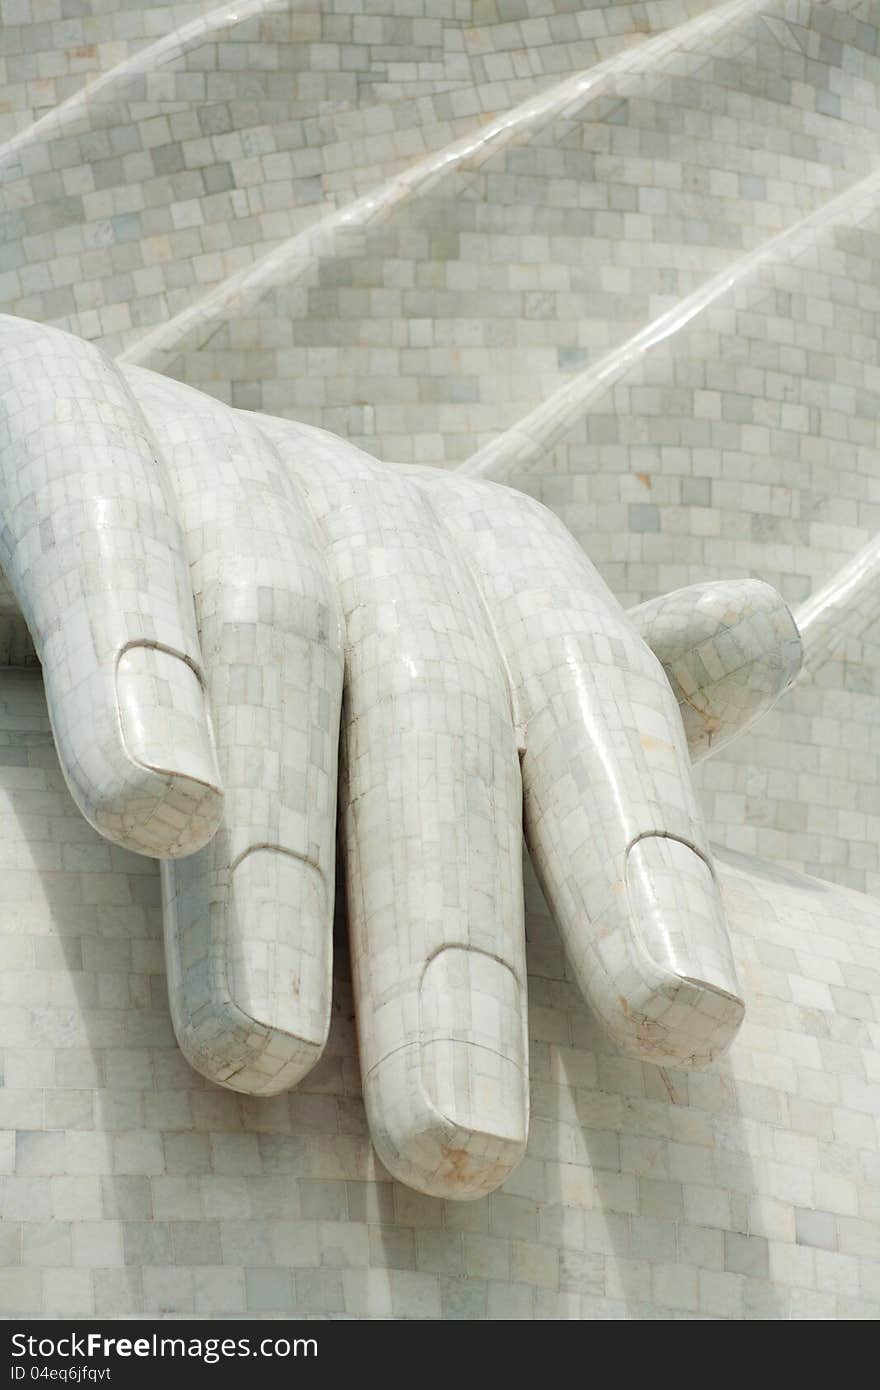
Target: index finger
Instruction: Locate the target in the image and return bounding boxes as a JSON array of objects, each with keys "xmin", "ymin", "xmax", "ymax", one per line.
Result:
[{"xmin": 0, "ymin": 316, "xmax": 223, "ymax": 858}]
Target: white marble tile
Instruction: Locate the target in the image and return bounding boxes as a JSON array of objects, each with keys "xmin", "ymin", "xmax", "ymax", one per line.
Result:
[{"xmin": 2, "ymin": 0, "xmax": 880, "ymax": 1323}]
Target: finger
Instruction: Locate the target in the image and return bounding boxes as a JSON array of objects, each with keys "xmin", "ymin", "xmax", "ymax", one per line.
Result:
[
  {"xmin": 124, "ymin": 370, "xmax": 343, "ymax": 1095},
  {"xmin": 263, "ymin": 418, "xmax": 529, "ymax": 1200},
  {"xmin": 629, "ymin": 579, "xmax": 802, "ymax": 762},
  {"xmin": 0, "ymin": 315, "xmax": 222, "ymax": 857},
  {"xmin": 427, "ymin": 475, "xmax": 744, "ymax": 1069}
]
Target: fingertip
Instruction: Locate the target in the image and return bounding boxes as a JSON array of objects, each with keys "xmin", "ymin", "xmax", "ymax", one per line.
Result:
[
  {"xmin": 607, "ymin": 835, "xmax": 745, "ymax": 1067},
  {"xmin": 161, "ymin": 851, "xmax": 333, "ymax": 1097},
  {"xmin": 54, "ymin": 644, "xmax": 224, "ymax": 860},
  {"xmin": 627, "ymin": 835, "xmax": 740, "ymax": 1001},
  {"xmin": 112, "ymin": 643, "xmax": 223, "ymax": 857},
  {"xmin": 360, "ymin": 947, "xmax": 530, "ymax": 1201},
  {"xmin": 630, "ymin": 579, "xmax": 804, "ymax": 762},
  {"xmin": 178, "ymin": 1023, "xmax": 327, "ymax": 1098},
  {"xmin": 116, "ymin": 645, "xmax": 220, "ymax": 791},
  {"xmin": 364, "ymin": 1047, "xmax": 528, "ymax": 1201},
  {"xmin": 226, "ymin": 846, "xmax": 332, "ymax": 1053}
]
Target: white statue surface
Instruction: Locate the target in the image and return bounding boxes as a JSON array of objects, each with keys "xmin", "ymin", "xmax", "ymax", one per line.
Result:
[
  {"xmin": 4, "ymin": 0, "xmax": 880, "ymax": 1321},
  {"xmin": 0, "ymin": 314, "xmax": 805, "ymax": 1200}
]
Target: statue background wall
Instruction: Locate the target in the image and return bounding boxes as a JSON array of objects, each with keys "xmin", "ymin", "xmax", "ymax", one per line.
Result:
[{"xmin": 1, "ymin": 0, "xmax": 880, "ymax": 1318}]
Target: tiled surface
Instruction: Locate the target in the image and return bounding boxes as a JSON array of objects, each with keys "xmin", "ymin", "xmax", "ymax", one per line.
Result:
[
  {"xmin": 0, "ymin": 0, "xmax": 216, "ymax": 140},
  {"xmin": 127, "ymin": 369, "xmax": 345, "ymax": 1099},
  {"xmin": 0, "ymin": 316, "xmax": 223, "ymax": 859},
  {"xmin": 0, "ymin": 665, "xmax": 878, "ymax": 1318},
  {"xmin": 0, "ymin": 0, "xmax": 723, "ymax": 354},
  {"xmin": 117, "ymin": 1, "xmax": 880, "ymax": 455},
  {"xmin": 476, "ymin": 155, "xmax": 880, "ymax": 896},
  {"xmin": 2, "ymin": 0, "xmax": 880, "ymax": 1321},
  {"xmin": 0, "ymin": 324, "xmax": 875, "ymax": 1314},
  {"xmin": 5, "ymin": 316, "xmax": 789, "ymax": 1204},
  {"xmin": 628, "ymin": 579, "xmax": 802, "ymax": 762},
  {"xmin": 416, "ymin": 467, "xmax": 746, "ymax": 1069}
]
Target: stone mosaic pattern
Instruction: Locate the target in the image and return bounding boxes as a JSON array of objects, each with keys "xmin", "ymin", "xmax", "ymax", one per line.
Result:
[
  {"xmin": 2, "ymin": 0, "xmax": 880, "ymax": 1322},
  {"xmin": 12, "ymin": 0, "xmax": 866, "ymax": 902},
  {"xmin": 472, "ymin": 152, "xmax": 880, "ymax": 894},
  {"xmin": 629, "ymin": 579, "xmax": 802, "ymax": 761},
  {"xmin": 795, "ymin": 529, "xmax": 880, "ymax": 677},
  {"xmin": 419, "ymin": 469, "xmax": 746, "ymax": 1070},
  {"xmin": 0, "ymin": 665, "xmax": 878, "ymax": 1317},
  {"xmin": 116, "ymin": 0, "xmax": 880, "ymax": 455},
  {"xmin": 127, "ymin": 369, "xmax": 345, "ymax": 1100},
  {"xmin": 3, "ymin": 318, "xmax": 821, "ymax": 1203},
  {"xmin": 0, "ymin": 0, "xmax": 723, "ymax": 354},
  {"xmin": 0, "ymin": 316, "xmax": 223, "ymax": 859},
  {"xmin": 0, "ymin": 0, "xmax": 215, "ymax": 140}
]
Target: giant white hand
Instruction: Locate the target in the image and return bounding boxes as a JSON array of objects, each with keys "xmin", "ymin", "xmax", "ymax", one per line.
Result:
[{"xmin": 0, "ymin": 317, "xmax": 801, "ymax": 1199}]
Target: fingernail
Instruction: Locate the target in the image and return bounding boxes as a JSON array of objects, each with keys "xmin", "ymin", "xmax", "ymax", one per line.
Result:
[
  {"xmin": 420, "ymin": 947, "xmax": 528, "ymax": 1145},
  {"xmin": 115, "ymin": 644, "xmax": 223, "ymax": 856},
  {"xmin": 626, "ymin": 834, "xmax": 741, "ymax": 1001},
  {"xmin": 228, "ymin": 846, "xmax": 332, "ymax": 1055},
  {"xmin": 117, "ymin": 644, "xmax": 222, "ymax": 791}
]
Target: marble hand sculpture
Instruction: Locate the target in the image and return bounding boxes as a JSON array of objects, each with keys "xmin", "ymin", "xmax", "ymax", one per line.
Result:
[{"xmin": 0, "ymin": 315, "xmax": 803, "ymax": 1199}]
